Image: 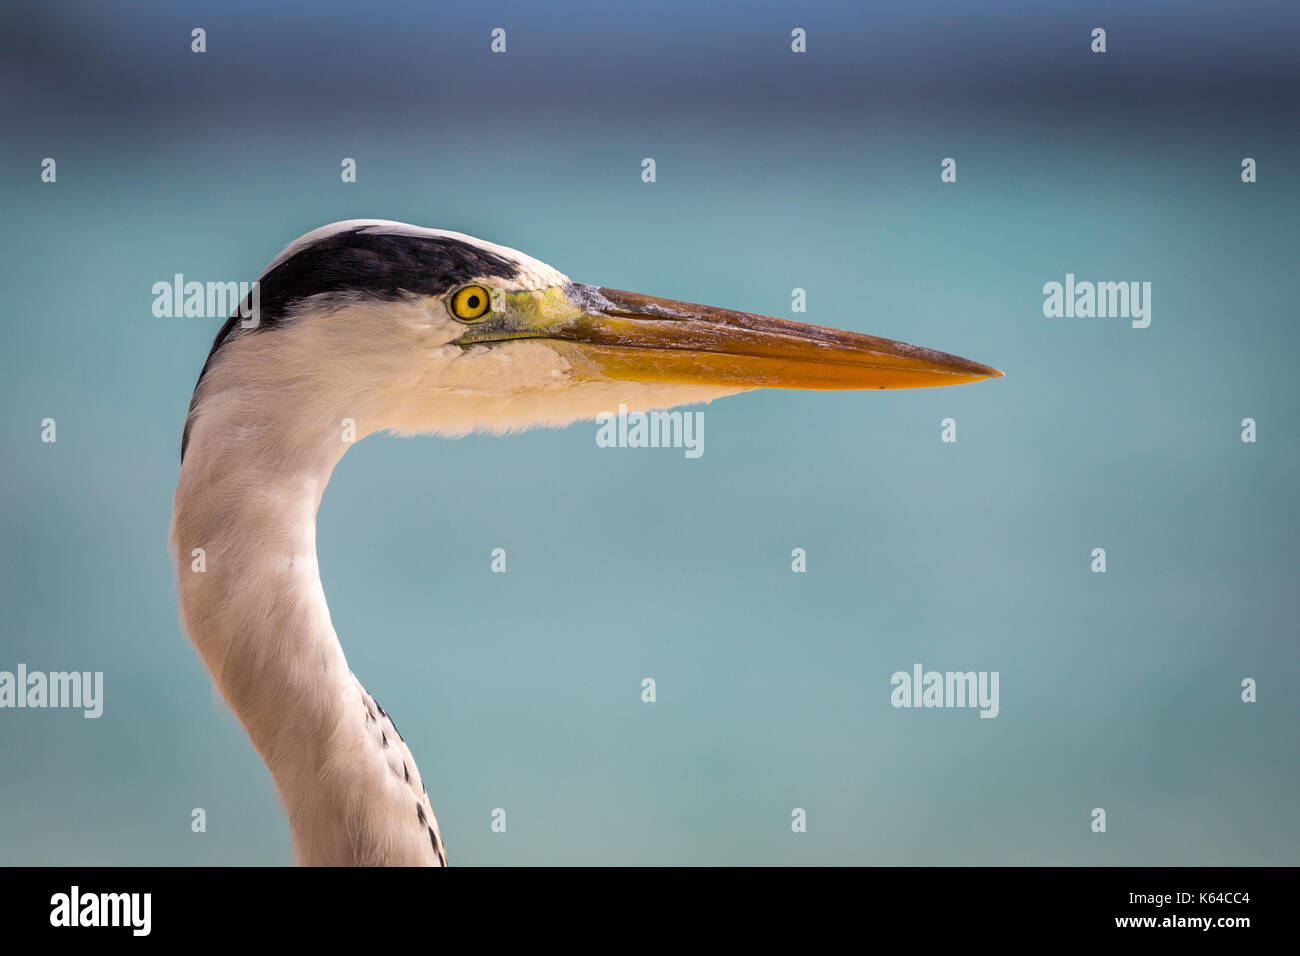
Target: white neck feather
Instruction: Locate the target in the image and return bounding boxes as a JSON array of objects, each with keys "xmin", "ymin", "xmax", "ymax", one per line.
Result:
[{"xmin": 169, "ymin": 330, "xmax": 445, "ymax": 866}]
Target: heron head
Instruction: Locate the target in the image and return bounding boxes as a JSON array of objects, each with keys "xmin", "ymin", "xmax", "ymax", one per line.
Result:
[{"xmin": 183, "ymin": 220, "xmax": 1001, "ymax": 457}]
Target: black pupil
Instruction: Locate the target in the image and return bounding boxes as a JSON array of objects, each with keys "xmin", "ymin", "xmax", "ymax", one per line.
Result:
[{"xmin": 467, "ymin": 294, "xmax": 480, "ymax": 309}]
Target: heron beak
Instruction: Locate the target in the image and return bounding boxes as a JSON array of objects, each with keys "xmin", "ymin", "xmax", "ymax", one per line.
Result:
[{"xmin": 530, "ymin": 284, "xmax": 1003, "ymax": 390}]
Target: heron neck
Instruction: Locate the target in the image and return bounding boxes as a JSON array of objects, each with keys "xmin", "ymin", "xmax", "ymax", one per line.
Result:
[{"xmin": 170, "ymin": 405, "xmax": 443, "ymax": 865}]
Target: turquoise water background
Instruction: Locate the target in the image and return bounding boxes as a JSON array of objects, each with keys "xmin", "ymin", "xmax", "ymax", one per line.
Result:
[{"xmin": 1, "ymin": 0, "xmax": 1297, "ymax": 864}]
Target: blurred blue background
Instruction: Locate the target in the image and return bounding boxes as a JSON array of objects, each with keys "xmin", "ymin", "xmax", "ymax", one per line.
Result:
[{"xmin": 1, "ymin": 0, "xmax": 1296, "ymax": 865}]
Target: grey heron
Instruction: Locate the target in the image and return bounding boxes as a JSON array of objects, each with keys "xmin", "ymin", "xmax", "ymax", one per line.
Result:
[{"xmin": 169, "ymin": 220, "xmax": 1001, "ymax": 866}]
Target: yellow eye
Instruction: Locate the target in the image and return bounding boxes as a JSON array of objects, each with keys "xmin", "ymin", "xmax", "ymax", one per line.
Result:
[{"xmin": 450, "ymin": 285, "xmax": 492, "ymax": 321}]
